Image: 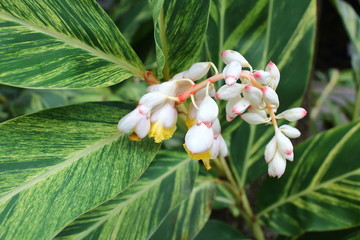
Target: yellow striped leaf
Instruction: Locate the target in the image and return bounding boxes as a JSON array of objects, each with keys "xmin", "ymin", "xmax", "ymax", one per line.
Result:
[
  {"xmin": 149, "ymin": 178, "xmax": 215, "ymax": 240},
  {"xmin": 148, "ymin": 0, "xmax": 211, "ymax": 80},
  {"xmin": 0, "ymin": 0, "xmax": 145, "ymax": 88},
  {"xmin": 0, "ymin": 102, "xmax": 160, "ymax": 239},
  {"xmin": 257, "ymin": 121, "xmax": 360, "ymax": 235},
  {"xmin": 55, "ymin": 151, "xmax": 197, "ymax": 239}
]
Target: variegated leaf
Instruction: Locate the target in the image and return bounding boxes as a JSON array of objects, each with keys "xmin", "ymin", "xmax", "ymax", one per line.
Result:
[
  {"xmin": 149, "ymin": 178, "xmax": 215, "ymax": 240},
  {"xmin": 55, "ymin": 151, "xmax": 197, "ymax": 240},
  {"xmin": 148, "ymin": 0, "xmax": 211, "ymax": 80},
  {"xmin": 0, "ymin": 102, "xmax": 160, "ymax": 239},
  {"xmin": 0, "ymin": 0, "xmax": 145, "ymax": 89},
  {"xmin": 257, "ymin": 121, "xmax": 360, "ymax": 236}
]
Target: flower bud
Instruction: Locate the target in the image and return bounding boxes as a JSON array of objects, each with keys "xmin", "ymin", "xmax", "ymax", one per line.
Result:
[
  {"xmin": 226, "ymin": 96, "xmax": 240, "ymax": 122},
  {"xmin": 221, "ymin": 50, "xmax": 251, "ymax": 69},
  {"xmin": 277, "ymin": 107, "xmax": 307, "ymax": 121},
  {"xmin": 172, "ymin": 71, "xmax": 185, "ymax": 80},
  {"xmin": 223, "ymin": 61, "xmax": 242, "ymax": 86},
  {"xmin": 279, "ymin": 125, "xmax": 301, "ymax": 138},
  {"xmin": 117, "ymin": 109, "xmax": 143, "ymax": 134},
  {"xmin": 215, "ymin": 83, "xmax": 244, "ymax": 100},
  {"xmin": 197, "ymin": 96, "xmax": 219, "ymax": 125},
  {"xmin": 183, "ymin": 62, "xmax": 211, "ymax": 80},
  {"xmin": 240, "ymin": 112, "xmax": 270, "ymax": 125},
  {"xmin": 211, "ymin": 134, "xmax": 228, "ymax": 159},
  {"xmin": 184, "ymin": 123, "xmax": 214, "ymax": 154},
  {"xmin": 262, "ymin": 86, "xmax": 279, "ymax": 108},
  {"xmin": 275, "ymin": 128, "xmax": 293, "ymax": 157},
  {"xmin": 232, "ymin": 98, "xmax": 250, "ymax": 115},
  {"xmin": 212, "ymin": 118, "xmax": 221, "ymax": 136},
  {"xmin": 247, "ymin": 106, "xmax": 267, "ymax": 119},
  {"xmin": 264, "ymin": 136, "xmax": 277, "ymax": 163},
  {"xmin": 265, "ymin": 61, "xmax": 280, "ymax": 90},
  {"xmin": 268, "ymin": 150, "xmax": 286, "ymax": 178},
  {"xmin": 239, "ymin": 70, "xmax": 251, "ymax": 84},
  {"xmin": 243, "ymin": 85, "xmax": 263, "ymax": 107},
  {"xmin": 253, "ymin": 70, "xmax": 271, "ymax": 85}
]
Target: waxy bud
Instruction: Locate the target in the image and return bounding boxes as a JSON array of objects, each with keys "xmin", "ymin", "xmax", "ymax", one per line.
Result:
[
  {"xmin": 243, "ymin": 85, "xmax": 263, "ymax": 107},
  {"xmin": 275, "ymin": 128, "xmax": 293, "ymax": 157},
  {"xmin": 266, "ymin": 61, "xmax": 280, "ymax": 90},
  {"xmin": 222, "ymin": 61, "xmax": 242, "ymax": 86},
  {"xmin": 268, "ymin": 151, "xmax": 286, "ymax": 178},
  {"xmin": 221, "ymin": 50, "xmax": 251, "ymax": 69},
  {"xmin": 264, "ymin": 136, "xmax": 277, "ymax": 163},
  {"xmin": 212, "ymin": 118, "xmax": 221, "ymax": 136},
  {"xmin": 262, "ymin": 86, "xmax": 279, "ymax": 108},
  {"xmin": 279, "ymin": 125, "xmax": 301, "ymax": 138},
  {"xmin": 226, "ymin": 96, "xmax": 240, "ymax": 121},
  {"xmin": 215, "ymin": 83, "xmax": 244, "ymax": 100},
  {"xmin": 232, "ymin": 98, "xmax": 250, "ymax": 115},
  {"xmin": 247, "ymin": 106, "xmax": 267, "ymax": 119},
  {"xmin": 211, "ymin": 134, "xmax": 228, "ymax": 159},
  {"xmin": 241, "ymin": 112, "xmax": 270, "ymax": 125},
  {"xmin": 183, "ymin": 62, "xmax": 211, "ymax": 80},
  {"xmin": 197, "ymin": 96, "xmax": 219, "ymax": 125},
  {"xmin": 185, "ymin": 123, "xmax": 214, "ymax": 154},
  {"xmin": 118, "ymin": 109, "xmax": 150, "ymax": 139},
  {"xmin": 253, "ymin": 70, "xmax": 271, "ymax": 85},
  {"xmin": 277, "ymin": 107, "xmax": 307, "ymax": 121}
]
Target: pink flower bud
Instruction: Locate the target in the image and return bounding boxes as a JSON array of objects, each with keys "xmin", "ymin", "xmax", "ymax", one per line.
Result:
[
  {"xmin": 262, "ymin": 86, "xmax": 279, "ymax": 108},
  {"xmin": 268, "ymin": 150, "xmax": 286, "ymax": 178},
  {"xmin": 253, "ymin": 70, "xmax": 271, "ymax": 85},
  {"xmin": 211, "ymin": 134, "xmax": 228, "ymax": 159},
  {"xmin": 275, "ymin": 128, "xmax": 293, "ymax": 157},
  {"xmin": 216, "ymin": 83, "xmax": 244, "ymax": 100},
  {"xmin": 232, "ymin": 98, "xmax": 250, "ymax": 115},
  {"xmin": 277, "ymin": 107, "xmax": 307, "ymax": 121},
  {"xmin": 185, "ymin": 123, "xmax": 214, "ymax": 154},
  {"xmin": 243, "ymin": 85, "xmax": 263, "ymax": 107},
  {"xmin": 226, "ymin": 96, "xmax": 240, "ymax": 122},
  {"xmin": 197, "ymin": 96, "xmax": 219, "ymax": 124},
  {"xmin": 221, "ymin": 50, "xmax": 251, "ymax": 68},
  {"xmin": 265, "ymin": 61, "xmax": 280, "ymax": 90},
  {"xmin": 240, "ymin": 112, "xmax": 270, "ymax": 125},
  {"xmin": 183, "ymin": 62, "xmax": 211, "ymax": 80},
  {"xmin": 279, "ymin": 125, "xmax": 301, "ymax": 138},
  {"xmin": 264, "ymin": 136, "xmax": 277, "ymax": 163},
  {"xmin": 222, "ymin": 61, "xmax": 242, "ymax": 86}
]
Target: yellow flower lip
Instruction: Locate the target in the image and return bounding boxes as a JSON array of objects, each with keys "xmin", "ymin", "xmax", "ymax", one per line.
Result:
[
  {"xmin": 149, "ymin": 122, "xmax": 176, "ymax": 143},
  {"xmin": 183, "ymin": 144, "xmax": 212, "ymax": 170}
]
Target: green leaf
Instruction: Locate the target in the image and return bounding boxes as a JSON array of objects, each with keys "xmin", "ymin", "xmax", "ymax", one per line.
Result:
[
  {"xmin": 224, "ymin": 0, "xmax": 316, "ymax": 186},
  {"xmin": 148, "ymin": 0, "xmax": 211, "ymax": 80},
  {"xmin": 257, "ymin": 121, "xmax": 360, "ymax": 236},
  {"xmin": 0, "ymin": 102, "xmax": 160, "ymax": 239},
  {"xmin": 195, "ymin": 220, "xmax": 250, "ymax": 240},
  {"xmin": 55, "ymin": 150, "xmax": 197, "ymax": 239},
  {"xmin": 149, "ymin": 178, "xmax": 215, "ymax": 240},
  {"xmin": 0, "ymin": 0, "xmax": 145, "ymax": 89}
]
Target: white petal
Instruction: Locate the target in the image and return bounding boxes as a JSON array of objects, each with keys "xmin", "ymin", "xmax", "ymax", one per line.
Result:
[
  {"xmin": 264, "ymin": 136, "xmax": 277, "ymax": 163},
  {"xmin": 212, "ymin": 118, "xmax": 221, "ymax": 136},
  {"xmin": 215, "ymin": 83, "xmax": 244, "ymax": 100},
  {"xmin": 117, "ymin": 109, "xmax": 142, "ymax": 133},
  {"xmin": 279, "ymin": 125, "xmax": 301, "ymax": 138},
  {"xmin": 223, "ymin": 61, "xmax": 242, "ymax": 85},
  {"xmin": 151, "ymin": 103, "xmax": 177, "ymax": 128},
  {"xmin": 247, "ymin": 106, "xmax": 267, "ymax": 119},
  {"xmin": 253, "ymin": 70, "xmax": 271, "ymax": 85},
  {"xmin": 185, "ymin": 123, "xmax": 214, "ymax": 154},
  {"xmin": 268, "ymin": 150, "xmax": 286, "ymax": 178},
  {"xmin": 139, "ymin": 92, "xmax": 167, "ymax": 110},
  {"xmin": 221, "ymin": 50, "xmax": 250, "ymax": 68},
  {"xmin": 277, "ymin": 108, "xmax": 307, "ymax": 122},
  {"xmin": 232, "ymin": 98, "xmax": 251, "ymax": 115},
  {"xmin": 158, "ymin": 81, "xmax": 177, "ymax": 96},
  {"xmin": 243, "ymin": 85, "xmax": 263, "ymax": 107},
  {"xmin": 241, "ymin": 112, "xmax": 270, "ymax": 125},
  {"xmin": 262, "ymin": 86, "xmax": 279, "ymax": 108},
  {"xmin": 265, "ymin": 61, "xmax": 280, "ymax": 90},
  {"xmin": 197, "ymin": 96, "xmax": 219, "ymax": 124},
  {"xmin": 183, "ymin": 62, "xmax": 211, "ymax": 80},
  {"xmin": 172, "ymin": 71, "xmax": 185, "ymax": 80},
  {"xmin": 135, "ymin": 116, "xmax": 150, "ymax": 138},
  {"xmin": 210, "ymin": 137, "xmax": 220, "ymax": 159},
  {"xmin": 226, "ymin": 96, "xmax": 241, "ymax": 121},
  {"xmin": 275, "ymin": 128, "xmax": 293, "ymax": 157},
  {"xmin": 218, "ymin": 135, "xmax": 228, "ymax": 158},
  {"xmin": 147, "ymin": 84, "xmax": 160, "ymax": 93}
]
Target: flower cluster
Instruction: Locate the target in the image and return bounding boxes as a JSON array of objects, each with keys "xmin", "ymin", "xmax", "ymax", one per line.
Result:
[{"xmin": 117, "ymin": 50, "xmax": 307, "ymax": 178}]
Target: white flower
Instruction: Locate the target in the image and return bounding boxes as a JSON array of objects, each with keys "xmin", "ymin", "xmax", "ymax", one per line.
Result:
[
  {"xmin": 211, "ymin": 134, "xmax": 228, "ymax": 159},
  {"xmin": 138, "ymin": 92, "xmax": 167, "ymax": 114},
  {"xmin": 222, "ymin": 61, "xmax": 242, "ymax": 86},
  {"xmin": 279, "ymin": 125, "xmax": 301, "ymax": 138},
  {"xmin": 117, "ymin": 107, "xmax": 150, "ymax": 140},
  {"xmin": 221, "ymin": 50, "xmax": 251, "ymax": 69},
  {"xmin": 265, "ymin": 61, "xmax": 280, "ymax": 90},
  {"xmin": 243, "ymin": 85, "xmax": 264, "ymax": 108},
  {"xmin": 241, "ymin": 112, "xmax": 270, "ymax": 125},
  {"xmin": 253, "ymin": 70, "xmax": 271, "ymax": 85},
  {"xmin": 275, "ymin": 128, "xmax": 293, "ymax": 159},
  {"xmin": 262, "ymin": 86, "xmax": 279, "ymax": 108},
  {"xmin": 268, "ymin": 150, "xmax": 286, "ymax": 178},
  {"xmin": 215, "ymin": 83, "xmax": 244, "ymax": 100},
  {"xmin": 264, "ymin": 136, "xmax": 277, "ymax": 163},
  {"xmin": 232, "ymin": 97, "xmax": 251, "ymax": 115},
  {"xmin": 225, "ymin": 96, "xmax": 241, "ymax": 122},
  {"xmin": 183, "ymin": 62, "xmax": 211, "ymax": 80},
  {"xmin": 197, "ymin": 96, "xmax": 219, "ymax": 126},
  {"xmin": 148, "ymin": 103, "xmax": 177, "ymax": 143},
  {"xmin": 277, "ymin": 107, "xmax": 307, "ymax": 121}
]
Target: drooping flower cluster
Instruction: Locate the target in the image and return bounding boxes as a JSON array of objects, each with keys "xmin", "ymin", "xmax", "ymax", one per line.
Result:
[{"xmin": 117, "ymin": 50, "xmax": 307, "ymax": 178}]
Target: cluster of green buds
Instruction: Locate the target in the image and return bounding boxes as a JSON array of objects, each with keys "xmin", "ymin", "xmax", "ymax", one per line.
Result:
[{"xmin": 118, "ymin": 50, "xmax": 307, "ymax": 178}]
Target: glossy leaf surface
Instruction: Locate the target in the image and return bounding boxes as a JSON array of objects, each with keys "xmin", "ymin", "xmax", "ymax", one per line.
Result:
[{"xmin": 195, "ymin": 220, "xmax": 249, "ymax": 240}]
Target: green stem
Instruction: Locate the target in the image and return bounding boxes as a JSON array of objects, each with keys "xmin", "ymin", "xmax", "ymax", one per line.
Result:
[
  {"xmin": 353, "ymin": 85, "xmax": 360, "ymax": 120},
  {"xmin": 239, "ymin": 124, "xmax": 256, "ymax": 188}
]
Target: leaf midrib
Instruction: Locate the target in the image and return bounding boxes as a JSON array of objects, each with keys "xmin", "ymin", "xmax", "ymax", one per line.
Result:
[
  {"xmin": 0, "ymin": 132, "xmax": 121, "ymax": 203},
  {"xmin": 0, "ymin": 11, "xmax": 145, "ymax": 78}
]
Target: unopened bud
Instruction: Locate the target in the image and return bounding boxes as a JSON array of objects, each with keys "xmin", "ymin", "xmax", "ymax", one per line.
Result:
[
  {"xmin": 275, "ymin": 128, "xmax": 293, "ymax": 157},
  {"xmin": 216, "ymin": 83, "xmax": 244, "ymax": 100},
  {"xmin": 232, "ymin": 98, "xmax": 250, "ymax": 115},
  {"xmin": 172, "ymin": 71, "xmax": 185, "ymax": 80},
  {"xmin": 265, "ymin": 61, "xmax": 280, "ymax": 90},
  {"xmin": 226, "ymin": 97, "xmax": 240, "ymax": 122},
  {"xmin": 277, "ymin": 107, "xmax": 307, "ymax": 121},
  {"xmin": 223, "ymin": 61, "xmax": 242, "ymax": 86},
  {"xmin": 253, "ymin": 70, "xmax": 271, "ymax": 85},
  {"xmin": 262, "ymin": 86, "xmax": 279, "ymax": 108},
  {"xmin": 241, "ymin": 112, "xmax": 270, "ymax": 125},
  {"xmin": 243, "ymin": 85, "xmax": 263, "ymax": 107},
  {"xmin": 268, "ymin": 151, "xmax": 286, "ymax": 178},
  {"xmin": 183, "ymin": 62, "xmax": 211, "ymax": 80},
  {"xmin": 221, "ymin": 50, "xmax": 251, "ymax": 69},
  {"xmin": 264, "ymin": 136, "xmax": 277, "ymax": 163},
  {"xmin": 279, "ymin": 125, "xmax": 301, "ymax": 138},
  {"xmin": 197, "ymin": 96, "xmax": 219, "ymax": 124}
]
